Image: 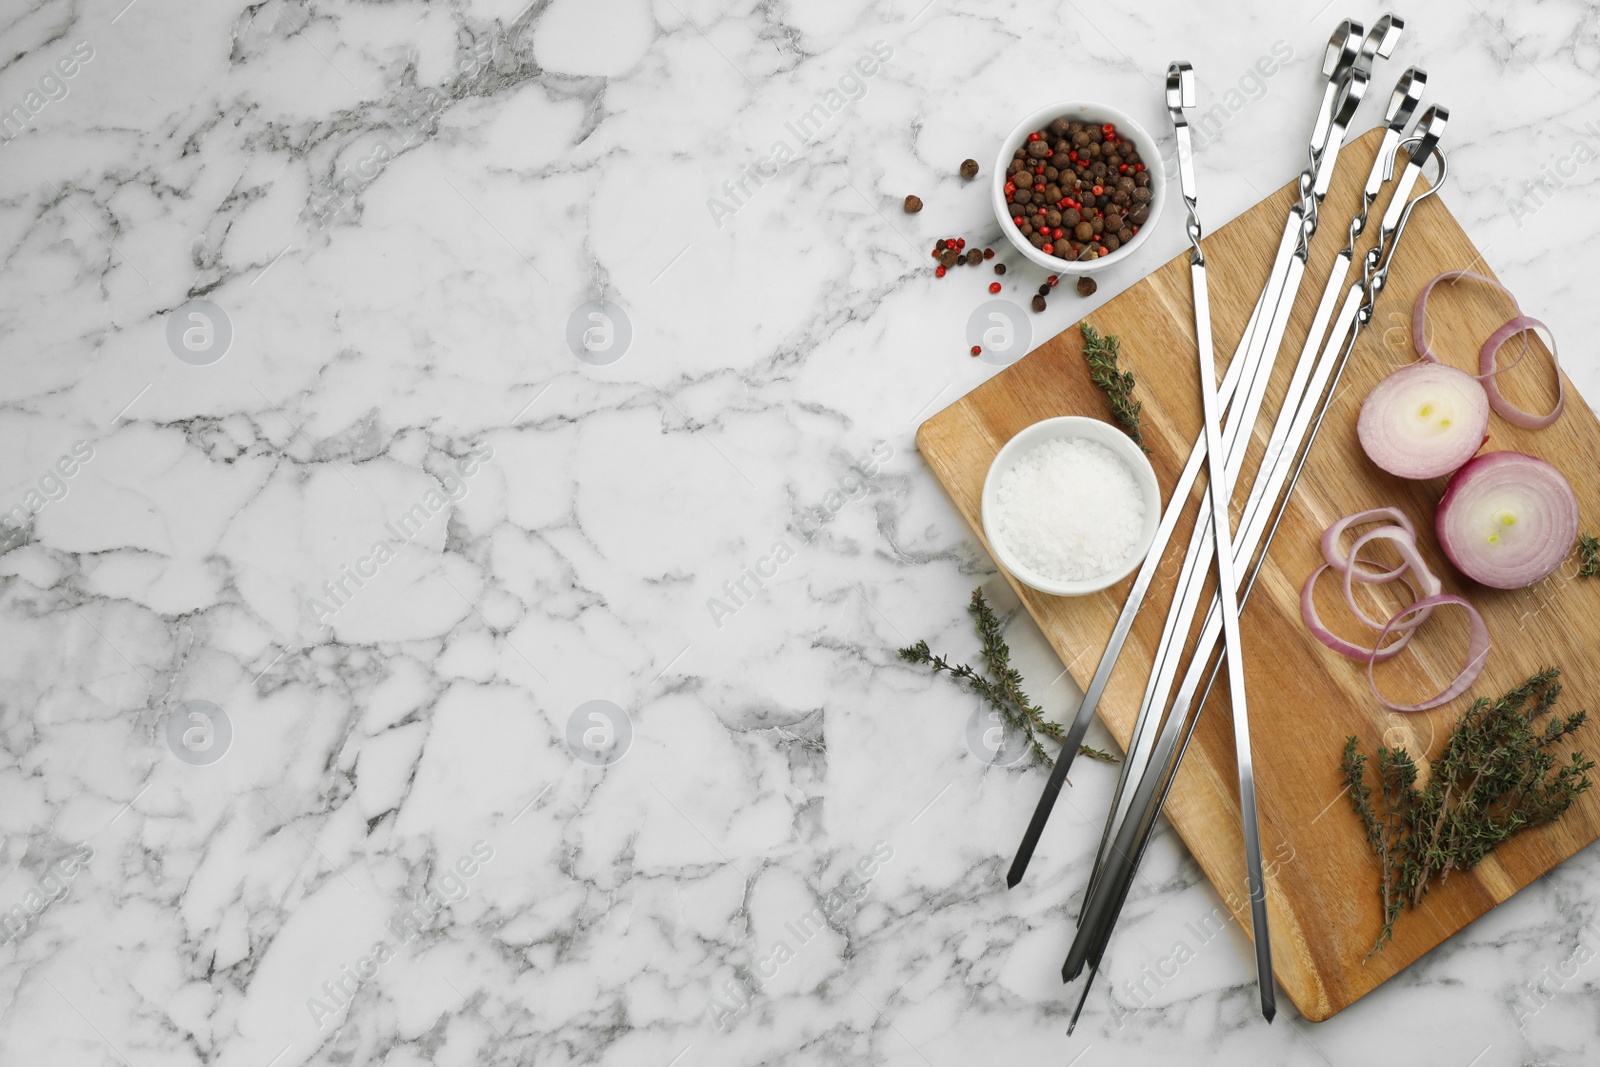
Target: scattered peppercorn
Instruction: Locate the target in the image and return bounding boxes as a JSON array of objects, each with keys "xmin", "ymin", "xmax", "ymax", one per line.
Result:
[
  {"xmin": 936, "ymin": 238, "xmax": 947, "ymax": 251},
  {"xmin": 960, "ymin": 158, "xmax": 979, "ymax": 179},
  {"xmin": 994, "ymin": 263, "xmax": 1006, "ymax": 275},
  {"xmin": 966, "ymin": 248, "xmax": 983, "ymax": 266},
  {"xmin": 1038, "ymin": 283, "xmax": 1051, "ymax": 297},
  {"xmin": 1077, "ymin": 276, "xmax": 1097, "ymax": 297},
  {"xmin": 935, "ymin": 265, "xmax": 946, "ymax": 278},
  {"xmin": 1031, "ymin": 294, "xmax": 1047, "ymax": 313},
  {"xmin": 904, "ymin": 194, "xmax": 923, "ymax": 213},
  {"xmin": 1047, "ymin": 275, "xmax": 1059, "ymax": 287},
  {"xmin": 983, "ymin": 247, "xmax": 995, "ymax": 259},
  {"xmin": 971, "ymin": 345, "xmax": 982, "ymax": 357},
  {"xmin": 989, "ymin": 282, "xmax": 1002, "ymax": 294}
]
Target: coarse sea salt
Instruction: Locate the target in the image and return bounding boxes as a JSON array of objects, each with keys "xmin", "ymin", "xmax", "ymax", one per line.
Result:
[{"xmin": 993, "ymin": 435, "xmax": 1145, "ymax": 582}]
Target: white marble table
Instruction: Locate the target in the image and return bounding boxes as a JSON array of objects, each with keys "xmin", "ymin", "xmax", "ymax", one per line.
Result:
[{"xmin": 1, "ymin": 0, "xmax": 1595, "ymax": 1063}]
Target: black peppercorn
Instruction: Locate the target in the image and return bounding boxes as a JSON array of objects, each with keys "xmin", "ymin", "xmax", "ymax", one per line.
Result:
[
  {"xmin": 1077, "ymin": 276, "xmax": 1097, "ymax": 297},
  {"xmin": 960, "ymin": 158, "xmax": 979, "ymax": 179},
  {"xmin": 904, "ymin": 194, "xmax": 923, "ymax": 213}
]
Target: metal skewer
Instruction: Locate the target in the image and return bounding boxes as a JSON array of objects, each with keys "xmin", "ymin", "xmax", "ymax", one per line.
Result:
[
  {"xmin": 1063, "ymin": 139, "xmax": 1448, "ymax": 1035},
  {"xmin": 1076, "ymin": 20, "xmax": 1400, "ymax": 913},
  {"xmin": 1166, "ymin": 60, "xmax": 1275, "ymax": 1022},
  {"xmin": 1077, "ymin": 73, "xmax": 1365, "ymax": 909},
  {"xmin": 1004, "ymin": 16, "xmax": 1384, "ymax": 890}
]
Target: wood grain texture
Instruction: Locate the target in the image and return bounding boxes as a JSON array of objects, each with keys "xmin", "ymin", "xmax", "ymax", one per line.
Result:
[{"xmin": 915, "ymin": 127, "xmax": 1600, "ymax": 1021}]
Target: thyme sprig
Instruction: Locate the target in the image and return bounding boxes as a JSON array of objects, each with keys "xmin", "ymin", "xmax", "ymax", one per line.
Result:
[
  {"xmin": 899, "ymin": 587, "xmax": 1118, "ymax": 769},
  {"xmin": 1342, "ymin": 668, "xmax": 1593, "ymax": 956},
  {"xmin": 1079, "ymin": 323, "xmax": 1149, "ymax": 452},
  {"xmin": 1577, "ymin": 531, "xmax": 1599, "ymax": 578}
]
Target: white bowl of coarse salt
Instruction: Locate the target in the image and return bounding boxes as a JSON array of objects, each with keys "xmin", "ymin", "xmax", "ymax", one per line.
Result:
[{"xmin": 981, "ymin": 416, "xmax": 1161, "ymax": 597}]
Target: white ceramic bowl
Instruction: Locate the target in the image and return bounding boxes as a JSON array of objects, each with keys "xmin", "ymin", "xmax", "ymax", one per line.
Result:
[
  {"xmin": 991, "ymin": 101, "xmax": 1166, "ymax": 275},
  {"xmin": 981, "ymin": 416, "xmax": 1161, "ymax": 597}
]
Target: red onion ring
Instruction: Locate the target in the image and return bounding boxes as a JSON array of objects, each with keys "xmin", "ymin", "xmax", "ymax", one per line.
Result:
[
  {"xmin": 1301, "ymin": 562, "xmax": 1421, "ymax": 663},
  {"xmin": 1320, "ymin": 507, "xmax": 1417, "ymax": 583},
  {"xmin": 1342, "ymin": 526, "xmax": 1440, "ymax": 632},
  {"xmin": 1412, "ymin": 270, "xmax": 1521, "ymax": 367},
  {"xmin": 1366, "ymin": 594, "xmax": 1490, "ymax": 712},
  {"xmin": 1480, "ymin": 315, "xmax": 1565, "ymax": 429}
]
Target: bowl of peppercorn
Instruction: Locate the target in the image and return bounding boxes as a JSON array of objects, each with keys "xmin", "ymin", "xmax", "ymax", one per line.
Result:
[{"xmin": 993, "ymin": 102, "xmax": 1164, "ymax": 275}]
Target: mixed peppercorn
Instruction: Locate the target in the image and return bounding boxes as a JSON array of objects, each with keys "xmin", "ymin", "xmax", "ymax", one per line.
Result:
[
  {"xmin": 1005, "ymin": 118, "xmax": 1151, "ymax": 263},
  {"xmin": 931, "ymin": 236, "xmax": 995, "ymax": 278}
]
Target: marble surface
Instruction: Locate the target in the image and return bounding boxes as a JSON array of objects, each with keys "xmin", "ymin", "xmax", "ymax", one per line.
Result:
[{"xmin": 1, "ymin": 0, "xmax": 1596, "ymax": 1064}]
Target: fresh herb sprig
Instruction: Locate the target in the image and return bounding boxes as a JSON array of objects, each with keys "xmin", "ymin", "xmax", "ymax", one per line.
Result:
[
  {"xmin": 1079, "ymin": 323, "xmax": 1149, "ymax": 453},
  {"xmin": 1342, "ymin": 668, "xmax": 1593, "ymax": 956},
  {"xmin": 1577, "ymin": 531, "xmax": 1599, "ymax": 578},
  {"xmin": 899, "ymin": 587, "xmax": 1118, "ymax": 769}
]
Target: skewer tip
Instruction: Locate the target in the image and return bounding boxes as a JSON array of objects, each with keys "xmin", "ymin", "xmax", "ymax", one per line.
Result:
[
  {"xmin": 1067, "ymin": 964, "xmax": 1097, "ymax": 1034},
  {"xmin": 1261, "ymin": 990, "xmax": 1277, "ymax": 1024}
]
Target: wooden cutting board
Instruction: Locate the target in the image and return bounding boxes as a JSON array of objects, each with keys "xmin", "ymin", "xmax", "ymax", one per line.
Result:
[{"xmin": 917, "ymin": 126, "xmax": 1600, "ymax": 1021}]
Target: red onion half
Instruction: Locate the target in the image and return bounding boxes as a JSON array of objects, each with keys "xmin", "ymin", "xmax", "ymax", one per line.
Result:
[
  {"xmin": 1436, "ymin": 451, "xmax": 1580, "ymax": 589},
  {"xmin": 1358, "ymin": 362, "xmax": 1490, "ymax": 480},
  {"xmin": 1481, "ymin": 316, "xmax": 1565, "ymax": 429}
]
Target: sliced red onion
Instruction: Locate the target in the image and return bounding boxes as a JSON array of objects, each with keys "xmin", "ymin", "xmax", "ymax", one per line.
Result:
[
  {"xmin": 1320, "ymin": 507, "xmax": 1418, "ymax": 583},
  {"xmin": 1412, "ymin": 270, "xmax": 1520, "ymax": 366},
  {"xmin": 1437, "ymin": 451, "xmax": 1580, "ymax": 589},
  {"xmin": 1342, "ymin": 526, "xmax": 1440, "ymax": 631},
  {"xmin": 1301, "ymin": 563, "xmax": 1420, "ymax": 662},
  {"xmin": 1357, "ymin": 362, "xmax": 1490, "ymax": 480},
  {"xmin": 1480, "ymin": 316, "xmax": 1565, "ymax": 429},
  {"xmin": 1367, "ymin": 594, "xmax": 1490, "ymax": 712}
]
